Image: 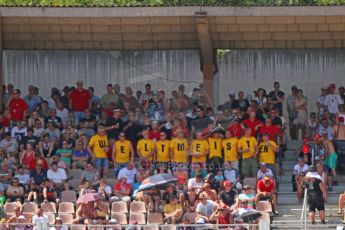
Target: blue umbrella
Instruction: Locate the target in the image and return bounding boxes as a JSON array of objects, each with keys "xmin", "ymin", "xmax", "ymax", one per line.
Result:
[{"xmin": 137, "ymin": 173, "xmax": 177, "ymax": 192}]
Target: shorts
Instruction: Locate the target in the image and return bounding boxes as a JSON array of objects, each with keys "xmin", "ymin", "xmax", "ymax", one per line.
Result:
[
  {"xmin": 335, "ymin": 140, "xmax": 345, "ymax": 155},
  {"xmin": 241, "ymin": 158, "xmax": 258, "ymax": 178},
  {"xmin": 258, "ymin": 194, "xmax": 272, "ymax": 202},
  {"xmin": 325, "ymin": 152, "xmax": 338, "ymax": 169},
  {"xmin": 308, "ymin": 198, "xmax": 325, "ymax": 212},
  {"xmin": 94, "ymin": 158, "xmax": 109, "ymax": 169}
]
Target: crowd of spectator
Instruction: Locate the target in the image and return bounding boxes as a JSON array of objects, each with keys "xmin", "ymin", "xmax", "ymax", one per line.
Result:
[{"xmin": 0, "ymin": 80, "xmax": 344, "ymax": 229}]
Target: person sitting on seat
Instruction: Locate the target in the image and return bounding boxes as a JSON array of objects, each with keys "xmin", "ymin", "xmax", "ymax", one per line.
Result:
[
  {"xmin": 163, "ymin": 196, "xmax": 183, "ymax": 224},
  {"xmin": 255, "ymin": 176, "xmax": 278, "ymax": 215}
]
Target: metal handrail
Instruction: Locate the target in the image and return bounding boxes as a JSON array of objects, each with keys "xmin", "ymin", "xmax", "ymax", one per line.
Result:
[{"xmin": 300, "ymin": 185, "xmax": 308, "ymax": 230}]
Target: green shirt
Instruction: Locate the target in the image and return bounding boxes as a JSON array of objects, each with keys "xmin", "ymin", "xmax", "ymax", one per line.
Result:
[
  {"xmin": 101, "ymin": 93, "xmax": 120, "ymax": 108},
  {"xmin": 56, "ymin": 148, "xmax": 73, "ymax": 165}
]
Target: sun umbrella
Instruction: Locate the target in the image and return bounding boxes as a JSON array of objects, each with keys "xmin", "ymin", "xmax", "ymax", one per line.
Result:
[
  {"xmin": 137, "ymin": 173, "xmax": 177, "ymax": 192},
  {"xmin": 239, "ymin": 210, "xmax": 262, "ymax": 223},
  {"xmin": 76, "ymin": 192, "xmax": 102, "ymax": 204}
]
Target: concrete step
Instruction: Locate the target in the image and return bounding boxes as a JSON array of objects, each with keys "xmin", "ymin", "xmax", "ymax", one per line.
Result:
[
  {"xmin": 277, "ymin": 193, "xmax": 339, "ymax": 205},
  {"xmin": 276, "ymin": 207, "xmax": 343, "ymax": 216},
  {"xmin": 286, "ymin": 140, "xmax": 302, "ymax": 150},
  {"xmin": 283, "ymin": 150, "xmax": 299, "ymax": 161},
  {"xmin": 278, "ymin": 184, "xmax": 345, "ymax": 193}
]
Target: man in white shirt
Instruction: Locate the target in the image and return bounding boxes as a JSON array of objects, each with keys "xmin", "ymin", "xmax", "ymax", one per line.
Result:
[
  {"xmin": 292, "ymin": 158, "xmax": 309, "ymax": 192},
  {"xmin": 324, "ymin": 83, "xmax": 343, "ymax": 117},
  {"xmin": 117, "ymin": 161, "xmax": 137, "ymax": 185},
  {"xmin": 195, "ymin": 194, "xmax": 217, "ymax": 224},
  {"xmin": 0, "ymin": 132, "xmax": 18, "ymax": 153},
  {"xmin": 32, "ymin": 208, "xmax": 49, "ymax": 230},
  {"xmin": 257, "ymin": 162, "xmax": 274, "ymax": 180},
  {"xmin": 223, "ymin": 162, "xmax": 241, "ymax": 184},
  {"xmin": 47, "ymin": 162, "xmax": 68, "ymax": 191},
  {"xmin": 10, "ymin": 121, "xmax": 27, "ymax": 141},
  {"xmin": 187, "ymin": 174, "xmax": 204, "ymax": 194}
]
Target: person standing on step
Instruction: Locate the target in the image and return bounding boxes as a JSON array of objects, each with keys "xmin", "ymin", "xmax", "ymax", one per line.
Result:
[
  {"xmin": 304, "ymin": 165, "xmax": 327, "ymax": 225},
  {"xmin": 333, "ymin": 116, "xmax": 345, "ymax": 175}
]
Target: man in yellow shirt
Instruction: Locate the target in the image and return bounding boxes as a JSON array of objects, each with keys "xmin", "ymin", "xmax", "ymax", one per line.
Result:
[
  {"xmin": 170, "ymin": 129, "xmax": 189, "ymax": 165},
  {"xmin": 137, "ymin": 130, "xmax": 155, "ymax": 170},
  {"xmin": 163, "ymin": 196, "xmax": 183, "ymax": 224},
  {"xmin": 87, "ymin": 125, "xmax": 110, "ymax": 178},
  {"xmin": 258, "ymin": 133, "xmax": 280, "ymax": 179},
  {"xmin": 208, "ymin": 131, "xmax": 223, "ymax": 172},
  {"xmin": 155, "ymin": 131, "xmax": 171, "ymax": 167},
  {"xmin": 112, "ymin": 132, "xmax": 134, "ymax": 176},
  {"xmin": 222, "ymin": 130, "xmax": 239, "ymax": 170},
  {"xmin": 237, "ymin": 128, "xmax": 258, "ymax": 178},
  {"xmin": 190, "ymin": 132, "xmax": 209, "ymax": 168}
]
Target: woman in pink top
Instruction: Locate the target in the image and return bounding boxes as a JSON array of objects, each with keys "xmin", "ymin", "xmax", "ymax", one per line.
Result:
[
  {"xmin": 19, "ymin": 142, "xmax": 36, "ymax": 169},
  {"xmin": 174, "ymin": 163, "xmax": 188, "ymax": 191}
]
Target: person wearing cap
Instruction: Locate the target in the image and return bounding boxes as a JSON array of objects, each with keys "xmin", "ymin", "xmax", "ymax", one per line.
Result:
[
  {"xmin": 255, "ymin": 176, "xmax": 278, "ymax": 215},
  {"xmin": 238, "ymin": 185, "xmax": 255, "ymax": 209},
  {"xmin": 149, "ymin": 120, "xmax": 161, "ymax": 141},
  {"xmin": 170, "ymin": 129, "xmax": 189, "ymax": 166},
  {"xmin": 69, "ymin": 80, "xmax": 91, "ymax": 125},
  {"xmin": 324, "ymin": 83, "xmax": 343, "ymax": 117},
  {"xmin": 190, "ymin": 132, "xmax": 209, "ymax": 169},
  {"xmin": 219, "ymin": 180, "xmax": 237, "ymax": 208},
  {"xmin": 196, "ymin": 193, "xmax": 218, "ymax": 224},
  {"xmin": 258, "ymin": 133, "xmax": 279, "ymax": 180},
  {"xmin": 112, "ymin": 132, "xmax": 134, "ymax": 176},
  {"xmin": 304, "ymin": 165, "xmax": 327, "ymax": 224},
  {"xmin": 145, "ymin": 90, "xmax": 165, "ymax": 122},
  {"xmin": 257, "ymin": 162, "xmax": 274, "ymax": 181},
  {"xmin": 238, "ymin": 128, "xmax": 258, "ymax": 178},
  {"xmin": 24, "ymin": 85, "xmax": 42, "ymax": 112},
  {"xmin": 286, "ymin": 85, "xmax": 299, "ymax": 140},
  {"xmin": 87, "ymin": 125, "xmax": 110, "ymax": 178},
  {"xmin": 112, "ymin": 175, "xmax": 131, "ymax": 203},
  {"xmin": 105, "ymin": 108, "xmax": 124, "ymax": 142},
  {"xmin": 268, "ymin": 81, "xmax": 285, "ymax": 116},
  {"xmin": 226, "ymin": 113, "xmax": 242, "ymax": 138},
  {"xmin": 7, "ymin": 88, "xmax": 29, "ymax": 122},
  {"xmin": 292, "ymin": 158, "xmax": 309, "ymax": 192},
  {"xmin": 163, "ymin": 195, "xmax": 183, "ymax": 224}
]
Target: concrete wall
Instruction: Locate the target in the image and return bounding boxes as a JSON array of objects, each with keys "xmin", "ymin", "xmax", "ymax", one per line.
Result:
[
  {"xmin": 4, "ymin": 49, "xmax": 345, "ymax": 114},
  {"xmin": 215, "ymin": 48, "xmax": 345, "ymax": 113},
  {"xmin": 3, "ymin": 50, "xmax": 202, "ymax": 98}
]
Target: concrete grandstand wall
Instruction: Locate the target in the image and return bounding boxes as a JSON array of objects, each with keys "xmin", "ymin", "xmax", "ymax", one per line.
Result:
[
  {"xmin": 3, "ymin": 50, "xmax": 203, "ymax": 100},
  {"xmin": 3, "ymin": 49, "xmax": 345, "ymax": 113},
  {"xmin": 215, "ymin": 48, "xmax": 345, "ymax": 113}
]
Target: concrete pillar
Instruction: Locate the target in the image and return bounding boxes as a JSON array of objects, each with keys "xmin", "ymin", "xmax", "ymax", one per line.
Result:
[
  {"xmin": 0, "ymin": 15, "xmax": 3, "ymax": 111},
  {"xmin": 195, "ymin": 12, "xmax": 215, "ymax": 107}
]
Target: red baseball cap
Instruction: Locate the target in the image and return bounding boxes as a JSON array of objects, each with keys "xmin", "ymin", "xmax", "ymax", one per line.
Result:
[{"xmin": 223, "ymin": 181, "xmax": 231, "ymax": 187}]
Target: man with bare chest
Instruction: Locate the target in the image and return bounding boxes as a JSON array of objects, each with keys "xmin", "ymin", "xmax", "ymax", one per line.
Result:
[{"xmin": 319, "ymin": 133, "xmax": 338, "ymax": 185}]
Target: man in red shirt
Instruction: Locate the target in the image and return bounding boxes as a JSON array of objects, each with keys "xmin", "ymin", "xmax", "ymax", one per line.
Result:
[
  {"xmin": 226, "ymin": 116, "xmax": 243, "ymax": 138},
  {"xmin": 69, "ymin": 80, "xmax": 91, "ymax": 125},
  {"xmin": 255, "ymin": 176, "xmax": 278, "ymax": 215},
  {"xmin": 258, "ymin": 117, "xmax": 281, "ymax": 145},
  {"xmin": 242, "ymin": 110, "xmax": 263, "ymax": 136},
  {"xmin": 149, "ymin": 121, "xmax": 161, "ymax": 141},
  {"xmin": 7, "ymin": 89, "xmax": 28, "ymax": 122}
]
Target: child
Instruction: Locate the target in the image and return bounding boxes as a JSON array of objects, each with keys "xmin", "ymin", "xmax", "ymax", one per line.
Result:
[
  {"xmin": 27, "ymin": 182, "xmax": 39, "ymax": 202},
  {"xmin": 215, "ymin": 169, "xmax": 225, "ymax": 185}
]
